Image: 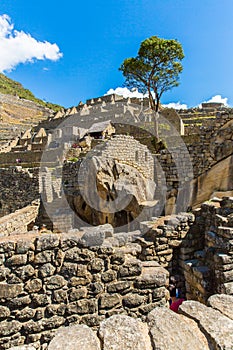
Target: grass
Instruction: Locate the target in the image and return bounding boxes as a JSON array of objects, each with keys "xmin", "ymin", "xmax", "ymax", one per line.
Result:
[{"xmin": 0, "ymin": 73, "xmax": 62, "ymax": 112}]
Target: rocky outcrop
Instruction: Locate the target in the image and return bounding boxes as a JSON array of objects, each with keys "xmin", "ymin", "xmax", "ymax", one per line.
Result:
[{"xmin": 71, "ymin": 153, "xmax": 156, "ymax": 228}]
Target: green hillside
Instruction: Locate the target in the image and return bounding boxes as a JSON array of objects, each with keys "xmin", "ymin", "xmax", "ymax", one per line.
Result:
[{"xmin": 0, "ymin": 73, "xmax": 62, "ymax": 112}]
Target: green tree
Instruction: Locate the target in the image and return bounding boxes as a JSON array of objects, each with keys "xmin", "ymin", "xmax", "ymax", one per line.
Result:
[{"xmin": 119, "ymin": 36, "xmax": 184, "ymax": 139}]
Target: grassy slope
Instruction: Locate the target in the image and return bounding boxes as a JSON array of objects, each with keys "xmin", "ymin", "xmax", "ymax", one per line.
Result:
[{"xmin": 0, "ymin": 73, "xmax": 62, "ymax": 112}]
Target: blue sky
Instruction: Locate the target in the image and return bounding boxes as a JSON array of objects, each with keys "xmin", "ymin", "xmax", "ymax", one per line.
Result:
[{"xmin": 0, "ymin": 0, "xmax": 233, "ymax": 108}]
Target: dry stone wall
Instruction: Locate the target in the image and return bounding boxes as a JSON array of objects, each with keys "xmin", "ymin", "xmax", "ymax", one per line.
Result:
[
  {"xmin": 0, "ymin": 200, "xmax": 40, "ymax": 237},
  {"xmin": 0, "ymin": 229, "xmax": 169, "ymax": 349},
  {"xmin": 0, "ymin": 167, "xmax": 39, "ymax": 217},
  {"xmin": 9, "ymin": 295, "xmax": 233, "ymax": 350},
  {"xmin": 183, "ymin": 197, "xmax": 233, "ymax": 302}
]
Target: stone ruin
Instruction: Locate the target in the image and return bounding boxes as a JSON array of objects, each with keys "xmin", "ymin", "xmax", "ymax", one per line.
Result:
[
  {"xmin": 0, "ymin": 196, "xmax": 232, "ymax": 348},
  {"xmin": 0, "ymin": 94, "xmax": 232, "ymax": 348}
]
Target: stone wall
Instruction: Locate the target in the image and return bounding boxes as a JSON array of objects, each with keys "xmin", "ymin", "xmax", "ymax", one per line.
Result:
[
  {"xmin": 0, "ymin": 93, "xmax": 51, "ymax": 112},
  {"xmin": 0, "ymin": 197, "xmax": 233, "ymax": 348},
  {"xmin": 0, "ymin": 167, "xmax": 39, "ymax": 217},
  {"xmin": 101, "ymin": 135, "xmax": 154, "ymax": 179},
  {"xmin": 0, "ymin": 200, "xmax": 40, "ymax": 237},
  {"xmin": 0, "ymin": 229, "xmax": 169, "ymax": 349},
  {"xmin": 0, "ymin": 151, "xmax": 43, "ymax": 167},
  {"xmin": 183, "ymin": 197, "xmax": 233, "ymax": 303}
]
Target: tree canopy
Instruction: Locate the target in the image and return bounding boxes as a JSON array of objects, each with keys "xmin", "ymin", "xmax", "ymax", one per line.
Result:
[{"xmin": 119, "ymin": 36, "xmax": 184, "ymax": 138}]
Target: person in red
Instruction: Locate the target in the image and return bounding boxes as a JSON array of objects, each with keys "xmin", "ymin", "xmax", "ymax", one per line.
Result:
[{"xmin": 169, "ymin": 287, "xmax": 185, "ymax": 313}]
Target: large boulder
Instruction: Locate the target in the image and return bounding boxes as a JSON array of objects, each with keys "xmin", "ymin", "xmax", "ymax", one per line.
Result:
[
  {"xmin": 179, "ymin": 300, "xmax": 233, "ymax": 350},
  {"xmin": 207, "ymin": 293, "xmax": 233, "ymax": 320},
  {"xmin": 147, "ymin": 307, "xmax": 209, "ymax": 350},
  {"xmin": 48, "ymin": 324, "xmax": 101, "ymax": 350},
  {"xmin": 98, "ymin": 314, "xmax": 152, "ymax": 350}
]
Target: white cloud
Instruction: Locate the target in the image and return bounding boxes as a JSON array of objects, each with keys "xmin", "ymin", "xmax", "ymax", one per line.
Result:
[
  {"xmin": 162, "ymin": 102, "xmax": 188, "ymax": 110},
  {"xmin": 0, "ymin": 14, "xmax": 63, "ymax": 72},
  {"xmin": 201, "ymin": 94, "xmax": 228, "ymax": 106},
  {"xmin": 105, "ymin": 87, "xmax": 146, "ymax": 99},
  {"xmin": 105, "ymin": 87, "xmax": 187, "ymax": 109}
]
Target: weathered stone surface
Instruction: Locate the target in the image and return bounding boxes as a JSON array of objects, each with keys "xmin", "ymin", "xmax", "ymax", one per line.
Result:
[
  {"xmin": 8, "ymin": 346, "xmax": 36, "ymax": 350},
  {"xmin": 99, "ymin": 314, "xmax": 152, "ymax": 350},
  {"xmin": 0, "ymin": 320, "xmax": 21, "ymax": 337},
  {"xmin": 46, "ymin": 275, "xmax": 66, "ymax": 290},
  {"xmin": 9, "ymin": 295, "xmax": 31, "ymax": 308},
  {"xmin": 34, "ymin": 251, "xmax": 54, "ymax": 264},
  {"xmin": 79, "ymin": 230, "xmax": 105, "ymax": 248},
  {"xmin": 208, "ymin": 294, "xmax": 233, "ymax": 320},
  {"xmin": 15, "ymin": 265, "xmax": 35, "ymax": 280},
  {"xmin": 48, "ymin": 324, "xmax": 101, "ymax": 350},
  {"xmin": 36, "ymin": 235, "xmax": 60, "ymax": 252},
  {"xmin": 107, "ymin": 281, "xmax": 131, "ymax": 293},
  {"xmin": 31, "ymin": 293, "xmax": 50, "ymax": 307},
  {"xmin": 38, "ymin": 263, "xmax": 56, "ymax": 278},
  {"xmin": 123, "ymin": 293, "xmax": 146, "ymax": 308},
  {"xmin": 69, "ymin": 287, "xmax": 87, "ymax": 301},
  {"xmin": 135, "ymin": 264, "xmax": 168, "ymax": 288},
  {"xmin": 53, "ymin": 289, "xmax": 68, "ymax": 303},
  {"xmin": 99, "ymin": 293, "xmax": 122, "ymax": 309},
  {"xmin": 0, "ymin": 305, "xmax": 10, "ymax": 319},
  {"xmin": 179, "ymin": 300, "xmax": 233, "ymax": 350},
  {"xmin": 101, "ymin": 270, "xmax": 117, "ymax": 283},
  {"xmin": 25, "ymin": 278, "xmax": 42, "ymax": 293},
  {"xmin": 14, "ymin": 307, "xmax": 36, "ymax": 321},
  {"xmin": 147, "ymin": 307, "xmax": 209, "ymax": 350},
  {"xmin": 6, "ymin": 254, "xmax": 27, "ymax": 266},
  {"xmin": 0, "ymin": 283, "xmax": 23, "ymax": 299},
  {"xmin": 88, "ymin": 258, "xmax": 104, "ymax": 272},
  {"xmin": 68, "ymin": 299, "xmax": 97, "ymax": 315},
  {"xmin": 118, "ymin": 258, "xmax": 142, "ymax": 278},
  {"xmin": 16, "ymin": 240, "xmax": 35, "ymax": 254}
]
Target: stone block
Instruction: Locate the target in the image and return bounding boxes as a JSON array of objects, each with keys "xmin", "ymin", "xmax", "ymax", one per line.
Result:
[
  {"xmin": 135, "ymin": 265, "xmax": 168, "ymax": 289},
  {"xmin": 123, "ymin": 293, "xmax": 146, "ymax": 308},
  {"xmin": 6, "ymin": 254, "xmax": 27, "ymax": 266},
  {"xmin": 0, "ymin": 320, "xmax": 22, "ymax": 337},
  {"xmin": 179, "ymin": 300, "xmax": 233, "ymax": 350},
  {"xmin": 0, "ymin": 283, "xmax": 23, "ymax": 299},
  {"xmin": 107, "ymin": 281, "xmax": 131, "ymax": 293},
  {"xmin": 118, "ymin": 259, "xmax": 142, "ymax": 278},
  {"xmin": 79, "ymin": 230, "xmax": 105, "ymax": 248},
  {"xmin": 34, "ymin": 251, "xmax": 54, "ymax": 264},
  {"xmin": 69, "ymin": 287, "xmax": 88, "ymax": 302},
  {"xmin": 36, "ymin": 235, "xmax": 60, "ymax": 252},
  {"xmin": 39, "ymin": 263, "xmax": 56, "ymax": 278},
  {"xmin": 101, "ymin": 270, "xmax": 117, "ymax": 283},
  {"xmin": 99, "ymin": 314, "xmax": 152, "ymax": 350},
  {"xmin": 0, "ymin": 305, "xmax": 10, "ymax": 319},
  {"xmin": 99, "ymin": 293, "xmax": 122, "ymax": 309},
  {"xmin": 46, "ymin": 275, "xmax": 67, "ymax": 290},
  {"xmin": 208, "ymin": 294, "xmax": 233, "ymax": 320},
  {"xmin": 147, "ymin": 307, "xmax": 209, "ymax": 350},
  {"xmin": 25, "ymin": 278, "xmax": 42, "ymax": 293},
  {"xmin": 48, "ymin": 324, "xmax": 101, "ymax": 350}
]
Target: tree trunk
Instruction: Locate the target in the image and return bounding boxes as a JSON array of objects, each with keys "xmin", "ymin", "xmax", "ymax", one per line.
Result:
[{"xmin": 148, "ymin": 88, "xmax": 159, "ymax": 140}]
